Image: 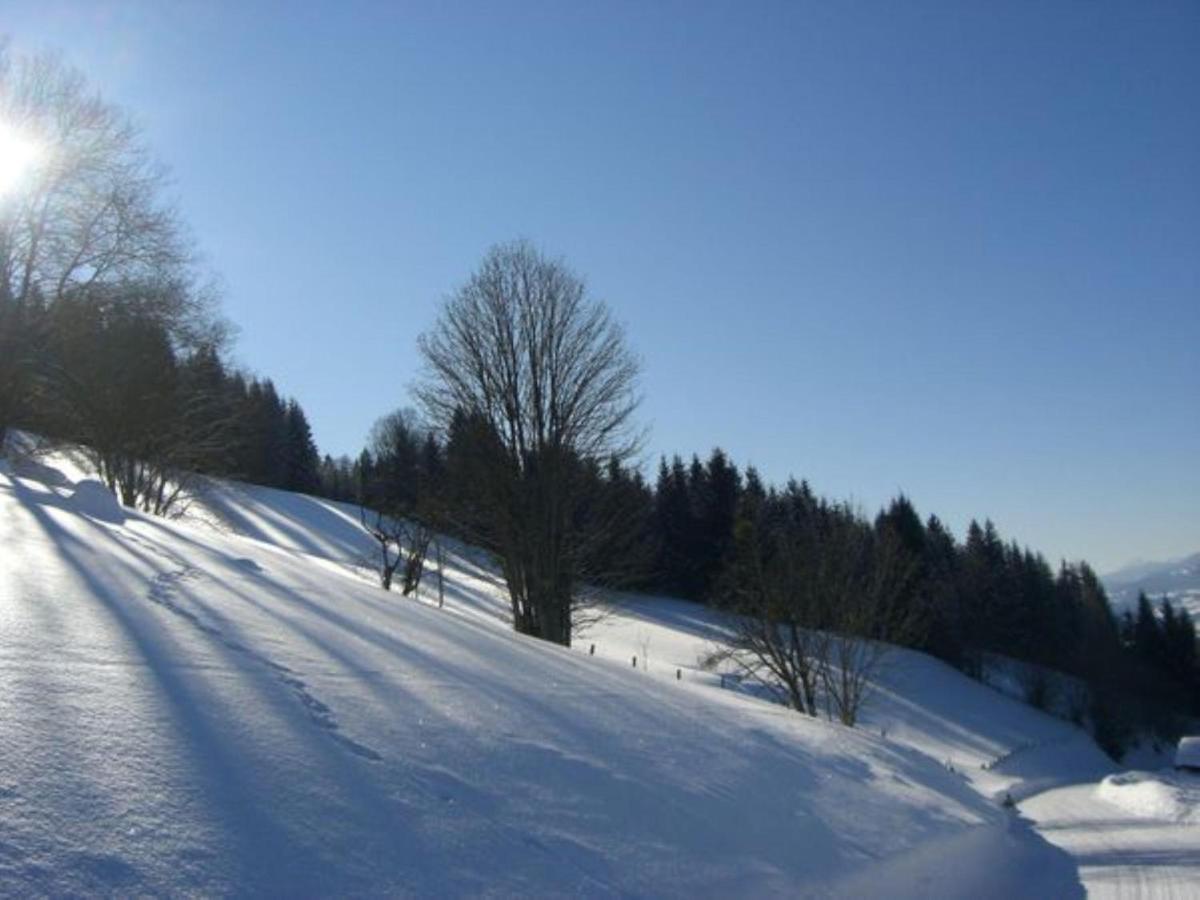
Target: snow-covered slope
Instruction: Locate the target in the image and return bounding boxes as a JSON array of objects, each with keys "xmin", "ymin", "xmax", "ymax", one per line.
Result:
[
  {"xmin": 188, "ymin": 478, "xmax": 1118, "ymax": 795},
  {"xmin": 1104, "ymin": 552, "xmax": 1200, "ymax": 625},
  {"xmin": 0, "ymin": 457, "xmax": 1129, "ymax": 896}
]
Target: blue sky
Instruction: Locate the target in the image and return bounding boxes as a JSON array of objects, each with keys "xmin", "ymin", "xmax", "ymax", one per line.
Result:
[{"xmin": 5, "ymin": 1, "xmax": 1197, "ymax": 572}]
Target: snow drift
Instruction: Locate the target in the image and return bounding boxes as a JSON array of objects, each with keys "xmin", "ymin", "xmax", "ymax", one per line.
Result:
[{"xmin": 1096, "ymin": 772, "xmax": 1200, "ymax": 825}]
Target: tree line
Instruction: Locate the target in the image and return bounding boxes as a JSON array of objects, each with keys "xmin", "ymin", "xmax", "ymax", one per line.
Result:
[
  {"xmin": 338, "ymin": 380, "xmax": 1200, "ymax": 751},
  {"xmin": 2, "ymin": 273, "xmax": 322, "ymax": 514},
  {"xmin": 253, "ymin": 237, "xmax": 1200, "ymax": 753},
  {"xmin": 1117, "ymin": 592, "xmax": 1200, "ymax": 741},
  {"xmin": 580, "ymin": 448, "xmax": 1198, "ymax": 751}
]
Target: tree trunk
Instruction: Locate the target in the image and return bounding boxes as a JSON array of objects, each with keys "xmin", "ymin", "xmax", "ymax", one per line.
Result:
[{"xmin": 436, "ymin": 541, "xmax": 445, "ymax": 608}]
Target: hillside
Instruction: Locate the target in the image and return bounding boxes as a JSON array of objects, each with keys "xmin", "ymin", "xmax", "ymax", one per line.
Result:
[
  {"xmin": 1, "ymin": 450, "xmax": 1193, "ymax": 896},
  {"xmin": 1104, "ymin": 553, "xmax": 1200, "ymax": 625}
]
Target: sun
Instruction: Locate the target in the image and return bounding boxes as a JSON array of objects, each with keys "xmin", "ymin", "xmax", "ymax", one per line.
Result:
[{"xmin": 0, "ymin": 121, "xmax": 41, "ymax": 197}]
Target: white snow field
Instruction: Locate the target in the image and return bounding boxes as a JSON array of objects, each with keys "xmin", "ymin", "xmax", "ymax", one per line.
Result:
[
  {"xmin": 1023, "ymin": 777, "xmax": 1200, "ymax": 899},
  {"xmin": 0, "ymin": 453, "xmax": 1195, "ymax": 897}
]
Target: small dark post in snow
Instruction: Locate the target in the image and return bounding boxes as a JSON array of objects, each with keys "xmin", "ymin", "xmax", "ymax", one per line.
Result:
[
  {"xmin": 589, "ymin": 644, "xmax": 595, "ymax": 656},
  {"xmin": 676, "ymin": 668, "xmax": 682, "ymax": 681},
  {"xmin": 435, "ymin": 541, "xmax": 445, "ymax": 609},
  {"xmin": 632, "ymin": 656, "xmax": 637, "ymax": 668}
]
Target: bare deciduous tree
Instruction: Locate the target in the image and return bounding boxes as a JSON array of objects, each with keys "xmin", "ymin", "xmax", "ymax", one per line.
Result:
[
  {"xmin": 400, "ymin": 520, "xmax": 433, "ymax": 596},
  {"xmin": 358, "ymin": 408, "xmax": 439, "ymax": 596},
  {"xmin": 417, "ymin": 240, "xmax": 641, "ymax": 646},
  {"xmin": 360, "ymin": 504, "xmax": 432, "ymax": 596},
  {"xmin": 0, "ymin": 44, "xmax": 197, "ymax": 312},
  {"xmin": 39, "ymin": 284, "xmax": 231, "ymax": 516},
  {"xmin": 817, "ymin": 524, "xmax": 920, "ymax": 725},
  {"xmin": 360, "ymin": 504, "xmax": 404, "ymax": 591},
  {"xmin": 721, "ymin": 498, "xmax": 920, "ymax": 726},
  {"xmin": 1, "ymin": 43, "xmax": 226, "ymax": 505},
  {"xmin": 720, "ymin": 511, "xmax": 830, "ymax": 716},
  {"xmin": 434, "ymin": 538, "xmax": 446, "ymax": 608}
]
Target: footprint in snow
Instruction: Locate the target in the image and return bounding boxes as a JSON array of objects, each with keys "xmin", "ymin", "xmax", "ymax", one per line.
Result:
[{"xmin": 136, "ymin": 542, "xmax": 381, "ymax": 763}]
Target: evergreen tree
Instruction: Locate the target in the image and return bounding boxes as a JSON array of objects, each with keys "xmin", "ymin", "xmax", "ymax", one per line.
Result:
[
  {"xmin": 921, "ymin": 515, "xmax": 965, "ymax": 666},
  {"xmin": 875, "ymin": 495, "xmax": 929, "ymax": 647},
  {"xmin": 1133, "ymin": 592, "xmax": 1162, "ymax": 662},
  {"xmin": 283, "ymin": 400, "xmax": 320, "ymax": 493},
  {"xmin": 698, "ymin": 448, "xmax": 741, "ymax": 602},
  {"xmin": 654, "ymin": 456, "xmax": 697, "ymax": 597}
]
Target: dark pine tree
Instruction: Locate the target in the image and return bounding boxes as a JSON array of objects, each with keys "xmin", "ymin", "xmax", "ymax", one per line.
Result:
[
  {"xmin": 283, "ymin": 400, "xmax": 320, "ymax": 493},
  {"xmin": 653, "ymin": 456, "xmax": 697, "ymax": 598}
]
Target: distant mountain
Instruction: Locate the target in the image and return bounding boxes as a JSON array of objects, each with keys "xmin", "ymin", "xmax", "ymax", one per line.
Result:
[{"xmin": 1103, "ymin": 552, "xmax": 1200, "ymax": 624}]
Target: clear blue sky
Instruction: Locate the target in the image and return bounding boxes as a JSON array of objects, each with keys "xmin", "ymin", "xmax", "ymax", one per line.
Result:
[{"xmin": 6, "ymin": 1, "xmax": 1198, "ymax": 573}]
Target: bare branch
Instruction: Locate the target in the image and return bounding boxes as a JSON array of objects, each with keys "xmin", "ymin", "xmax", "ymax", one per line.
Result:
[{"xmin": 417, "ymin": 241, "xmax": 642, "ymax": 646}]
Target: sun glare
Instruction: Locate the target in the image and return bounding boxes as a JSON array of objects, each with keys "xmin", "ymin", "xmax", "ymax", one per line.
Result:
[{"xmin": 0, "ymin": 122, "xmax": 40, "ymax": 197}]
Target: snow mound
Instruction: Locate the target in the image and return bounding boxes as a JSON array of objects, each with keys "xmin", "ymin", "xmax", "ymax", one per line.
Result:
[
  {"xmin": 1177, "ymin": 736, "xmax": 1200, "ymax": 769},
  {"xmin": 1096, "ymin": 771, "xmax": 1200, "ymax": 824},
  {"xmin": 69, "ymin": 479, "xmax": 126, "ymax": 524}
]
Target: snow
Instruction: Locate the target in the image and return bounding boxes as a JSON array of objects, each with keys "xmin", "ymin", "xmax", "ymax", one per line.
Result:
[
  {"xmin": 68, "ymin": 478, "xmax": 126, "ymax": 524},
  {"xmin": 576, "ymin": 593, "xmax": 1116, "ymax": 805},
  {"xmin": 1177, "ymin": 736, "xmax": 1200, "ymax": 770},
  {"xmin": 1104, "ymin": 552, "xmax": 1200, "ymax": 627},
  {"xmin": 1095, "ymin": 771, "xmax": 1200, "ymax": 824},
  {"xmin": 1023, "ymin": 782, "xmax": 1200, "ymax": 898},
  {"xmin": 1, "ymin": 448, "xmax": 1195, "ymax": 896}
]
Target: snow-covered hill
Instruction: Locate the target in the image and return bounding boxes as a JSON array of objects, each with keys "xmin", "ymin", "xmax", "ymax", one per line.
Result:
[
  {"xmin": 1104, "ymin": 552, "xmax": 1200, "ymax": 625},
  {"xmin": 1, "ymin": 449, "xmax": 1194, "ymax": 897}
]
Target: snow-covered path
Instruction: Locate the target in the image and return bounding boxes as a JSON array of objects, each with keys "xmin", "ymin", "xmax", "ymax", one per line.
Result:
[{"xmin": 1022, "ymin": 782, "xmax": 1200, "ymax": 898}]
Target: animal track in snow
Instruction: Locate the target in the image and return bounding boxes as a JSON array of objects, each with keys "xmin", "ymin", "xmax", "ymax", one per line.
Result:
[{"xmin": 128, "ymin": 532, "xmax": 382, "ymax": 762}]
